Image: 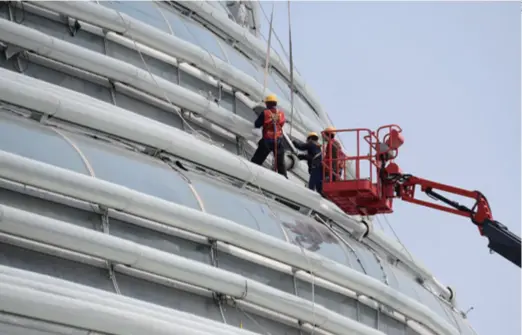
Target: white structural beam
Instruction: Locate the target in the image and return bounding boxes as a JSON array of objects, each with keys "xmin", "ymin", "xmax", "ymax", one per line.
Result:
[
  {"xmin": 0, "ymin": 17, "xmax": 312, "ymax": 181},
  {"xmin": 0, "ymin": 61, "xmax": 451, "ymax": 301},
  {"xmin": 0, "ymin": 151, "xmax": 460, "ymax": 335},
  {"xmin": 4, "ymin": 0, "xmax": 453, "ymax": 302},
  {"xmin": 30, "ymin": 1, "xmax": 327, "ymax": 132},
  {"xmin": 0, "ymin": 278, "xmax": 252, "ymax": 335},
  {"xmin": 0, "ymin": 203, "xmax": 386, "ymax": 335},
  {"xmin": 175, "ymin": 0, "xmax": 329, "ymax": 124},
  {"xmin": 15, "ymin": 3, "xmax": 454, "ymax": 299}
]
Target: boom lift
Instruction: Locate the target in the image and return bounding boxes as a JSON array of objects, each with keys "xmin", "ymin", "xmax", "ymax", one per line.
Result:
[{"xmin": 321, "ymin": 125, "xmax": 521, "ymax": 268}]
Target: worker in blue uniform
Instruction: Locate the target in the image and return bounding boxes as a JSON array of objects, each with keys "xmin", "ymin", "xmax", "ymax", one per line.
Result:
[
  {"xmin": 251, "ymin": 94, "xmax": 288, "ymax": 178},
  {"xmin": 292, "ymin": 132, "xmax": 323, "ymax": 194}
]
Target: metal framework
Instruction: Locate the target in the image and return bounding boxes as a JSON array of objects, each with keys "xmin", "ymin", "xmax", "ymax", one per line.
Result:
[{"xmin": 321, "ymin": 126, "xmax": 521, "ymax": 268}]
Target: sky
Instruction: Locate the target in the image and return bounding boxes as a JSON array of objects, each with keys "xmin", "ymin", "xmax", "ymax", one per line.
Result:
[{"xmin": 259, "ymin": 1, "xmax": 521, "ymax": 335}]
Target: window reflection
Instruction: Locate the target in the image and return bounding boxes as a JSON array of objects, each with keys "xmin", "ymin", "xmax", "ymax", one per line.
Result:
[
  {"xmin": 190, "ymin": 176, "xmax": 287, "ymax": 240},
  {"xmin": 279, "ymin": 212, "xmax": 349, "ymax": 265},
  {"xmin": 0, "ymin": 115, "xmax": 88, "ymax": 174},
  {"xmin": 67, "ymin": 134, "xmax": 201, "ymax": 209},
  {"xmin": 101, "ymin": 1, "xmax": 171, "ymax": 34}
]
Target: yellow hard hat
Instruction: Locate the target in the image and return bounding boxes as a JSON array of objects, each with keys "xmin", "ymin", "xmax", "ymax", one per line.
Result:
[
  {"xmin": 307, "ymin": 132, "xmax": 318, "ymax": 138},
  {"xmin": 324, "ymin": 126, "xmax": 336, "ymax": 132},
  {"xmin": 265, "ymin": 94, "xmax": 278, "ymax": 103}
]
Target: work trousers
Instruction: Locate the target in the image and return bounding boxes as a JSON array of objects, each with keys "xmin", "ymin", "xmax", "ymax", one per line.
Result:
[
  {"xmin": 324, "ymin": 166, "xmax": 339, "ymax": 182},
  {"xmin": 308, "ymin": 165, "xmax": 323, "ymax": 195},
  {"xmin": 251, "ymin": 138, "xmax": 288, "ymax": 178}
]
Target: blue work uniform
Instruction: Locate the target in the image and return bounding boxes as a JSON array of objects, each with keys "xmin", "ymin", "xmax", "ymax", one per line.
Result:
[{"xmin": 292, "ymin": 139, "xmax": 323, "ymax": 194}]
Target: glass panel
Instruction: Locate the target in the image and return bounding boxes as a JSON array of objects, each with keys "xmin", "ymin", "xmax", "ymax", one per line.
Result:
[
  {"xmin": 101, "ymin": 1, "xmax": 171, "ymax": 34},
  {"xmin": 236, "ymin": 98, "xmax": 257, "ymax": 122},
  {"xmin": 271, "ymin": 72, "xmax": 291, "ymax": 101},
  {"xmin": 113, "ymin": 91, "xmax": 184, "ymax": 130},
  {"xmin": 217, "ymin": 251, "xmax": 295, "ymax": 294},
  {"xmin": 217, "ymin": 1, "xmax": 234, "ymax": 17},
  {"xmin": 379, "ymin": 313, "xmax": 406, "ymax": 335},
  {"xmin": 453, "ymin": 315, "xmax": 477, "ymax": 335},
  {"xmin": 389, "ymin": 268, "xmax": 422, "ymax": 301},
  {"xmin": 106, "ymin": 40, "xmax": 179, "ymax": 84},
  {"xmin": 22, "ymin": 9, "xmax": 105, "ymax": 54},
  {"xmin": 116, "ymin": 273, "xmax": 224, "ymax": 323},
  {"xmin": 190, "ymin": 176, "xmax": 287, "ymax": 240},
  {"xmin": 0, "ymin": 115, "xmax": 88, "ymax": 174},
  {"xmin": 333, "ymin": 227, "xmax": 387, "ymax": 282},
  {"xmin": 359, "ymin": 302, "xmax": 378, "ymax": 328},
  {"xmin": 219, "ymin": 42, "xmax": 263, "ymax": 82},
  {"xmin": 295, "ymin": 278, "xmax": 358, "ymax": 320},
  {"xmin": 295, "ymin": 94, "xmax": 325, "ymax": 129},
  {"xmin": 180, "ymin": 16, "xmax": 227, "ymax": 61},
  {"xmin": 109, "ymin": 218, "xmax": 212, "ymax": 264},
  {"xmin": 24, "ymin": 60, "xmax": 112, "ymax": 104},
  {"xmin": 267, "ymin": 73, "xmax": 289, "ymax": 101},
  {"xmin": 158, "ymin": 6, "xmax": 199, "ymax": 44},
  {"xmin": 224, "ymin": 306, "xmax": 300, "ymax": 335},
  {"xmin": 278, "ymin": 212, "xmax": 349, "ymax": 265},
  {"xmin": 336, "ymin": 235, "xmax": 367, "ymax": 273},
  {"xmin": 206, "ymin": 1, "xmax": 230, "ymax": 16},
  {"xmin": 0, "ymin": 242, "xmax": 114, "ymax": 292},
  {"xmin": 67, "ymin": 134, "xmax": 201, "ymax": 209},
  {"xmin": 413, "ymin": 284, "xmax": 460, "ymax": 329},
  {"xmin": 350, "ymin": 242, "xmax": 387, "ymax": 283}
]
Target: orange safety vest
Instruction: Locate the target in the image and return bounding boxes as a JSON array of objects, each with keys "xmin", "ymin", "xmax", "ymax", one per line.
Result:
[
  {"xmin": 324, "ymin": 139, "xmax": 344, "ymax": 171},
  {"xmin": 262, "ymin": 108, "xmax": 285, "ymax": 140}
]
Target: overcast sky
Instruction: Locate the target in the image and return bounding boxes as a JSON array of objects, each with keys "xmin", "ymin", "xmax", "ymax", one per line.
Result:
[{"xmin": 260, "ymin": 1, "xmax": 521, "ymax": 334}]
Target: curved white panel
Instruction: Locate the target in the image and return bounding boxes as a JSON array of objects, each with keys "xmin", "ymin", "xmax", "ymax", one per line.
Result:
[
  {"xmin": 0, "ymin": 67, "xmax": 366, "ymax": 235},
  {"xmin": 0, "ymin": 203, "xmax": 386, "ymax": 335},
  {"xmin": 0, "ymin": 281, "xmax": 235, "ymax": 335},
  {"xmin": 0, "ymin": 18, "xmax": 252, "ymax": 140},
  {"xmin": 0, "ymin": 268, "xmax": 257, "ymax": 335},
  {"xmin": 30, "ymin": 1, "xmax": 325, "ymax": 132},
  {"xmin": 176, "ymin": 0, "xmax": 329, "ymax": 123},
  {"xmin": 0, "ymin": 151, "xmax": 459, "ymax": 335},
  {"xmin": 0, "ymin": 65, "xmax": 452, "ymax": 302},
  {"xmin": 2, "ymin": 0, "xmax": 453, "ymax": 302},
  {"xmin": 0, "ymin": 18, "xmax": 312, "ymax": 181},
  {"xmin": 0, "ymin": 9, "xmax": 451, "ymax": 300}
]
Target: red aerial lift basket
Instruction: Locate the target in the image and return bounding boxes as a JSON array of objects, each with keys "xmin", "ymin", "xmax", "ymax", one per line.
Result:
[{"xmin": 321, "ymin": 125, "xmax": 404, "ymax": 216}]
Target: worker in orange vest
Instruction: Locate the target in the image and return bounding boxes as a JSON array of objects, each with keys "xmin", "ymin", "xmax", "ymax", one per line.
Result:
[
  {"xmin": 250, "ymin": 94, "xmax": 288, "ymax": 178},
  {"xmin": 322, "ymin": 126, "xmax": 344, "ymax": 182}
]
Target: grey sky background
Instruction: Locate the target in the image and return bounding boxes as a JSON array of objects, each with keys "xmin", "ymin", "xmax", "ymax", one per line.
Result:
[{"xmin": 259, "ymin": 1, "xmax": 521, "ymax": 335}]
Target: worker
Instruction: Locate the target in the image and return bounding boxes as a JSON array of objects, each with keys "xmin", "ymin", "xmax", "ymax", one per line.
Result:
[
  {"xmin": 292, "ymin": 132, "xmax": 323, "ymax": 194},
  {"xmin": 322, "ymin": 126, "xmax": 343, "ymax": 182},
  {"xmin": 250, "ymin": 94, "xmax": 288, "ymax": 178}
]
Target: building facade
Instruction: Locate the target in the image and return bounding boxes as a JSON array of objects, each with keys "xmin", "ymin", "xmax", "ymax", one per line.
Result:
[{"xmin": 0, "ymin": 2, "xmax": 477, "ymax": 335}]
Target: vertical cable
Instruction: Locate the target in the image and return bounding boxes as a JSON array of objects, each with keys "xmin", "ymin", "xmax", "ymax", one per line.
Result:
[
  {"xmin": 262, "ymin": 3, "xmax": 274, "ymax": 98},
  {"xmin": 287, "ymin": 0, "xmax": 295, "ymax": 139}
]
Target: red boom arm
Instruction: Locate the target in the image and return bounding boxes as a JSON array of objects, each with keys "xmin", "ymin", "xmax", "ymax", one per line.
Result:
[
  {"xmin": 388, "ymin": 173, "xmax": 520, "ymax": 267},
  {"xmin": 394, "ymin": 175, "xmax": 492, "ymax": 235}
]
